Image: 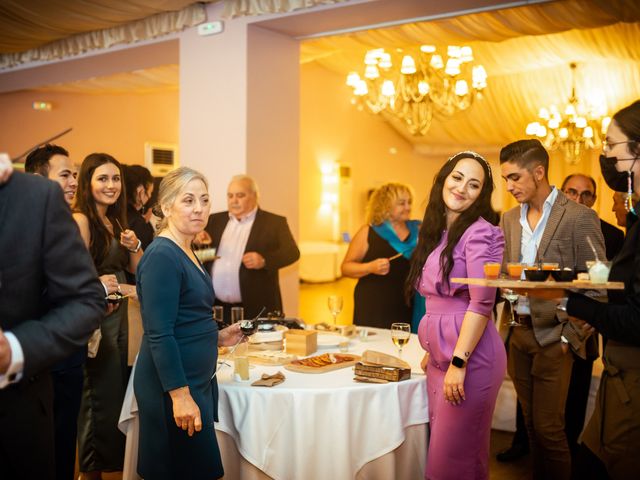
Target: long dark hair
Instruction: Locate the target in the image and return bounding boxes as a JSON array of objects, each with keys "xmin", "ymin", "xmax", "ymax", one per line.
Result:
[
  {"xmin": 405, "ymin": 152, "xmax": 498, "ymax": 301},
  {"xmin": 75, "ymin": 153, "xmax": 127, "ymax": 265}
]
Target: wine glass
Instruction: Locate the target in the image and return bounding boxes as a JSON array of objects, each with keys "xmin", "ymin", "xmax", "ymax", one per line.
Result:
[
  {"xmin": 327, "ymin": 295, "xmax": 343, "ymax": 326},
  {"xmin": 503, "ymin": 289, "xmax": 521, "ymax": 327},
  {"xmin": 390, "ymin": 323, "xmax": 411, "ymax": 358}
]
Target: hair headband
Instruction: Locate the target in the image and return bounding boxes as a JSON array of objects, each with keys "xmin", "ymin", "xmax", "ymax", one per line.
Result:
[{"xmin": 447, "ymin": 151, "xmax": 492, "ymax": 179}]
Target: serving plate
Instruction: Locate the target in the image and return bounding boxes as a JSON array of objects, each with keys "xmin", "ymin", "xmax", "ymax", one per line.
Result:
[
  {"xmin": 451, "ymin": 277, "xmax": 624, "ymax": 290},
  {"xmin": 316, "ymin": 333, "xmax": 350, "ymax": 348}
]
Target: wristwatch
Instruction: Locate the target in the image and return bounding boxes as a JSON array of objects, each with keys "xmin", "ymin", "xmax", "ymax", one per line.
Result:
[
  {"xmin": 129, "ymin": 239, "xmax": 142, "ymax": 253},
  {"xmin": 451, "ymin": 356, "xmax": 466, "ymax": 368}
]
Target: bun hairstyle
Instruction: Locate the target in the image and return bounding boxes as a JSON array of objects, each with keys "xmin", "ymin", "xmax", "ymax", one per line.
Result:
[{"xmin": 155, "ymin": 167, "xmax": 209, "ymax": 231}]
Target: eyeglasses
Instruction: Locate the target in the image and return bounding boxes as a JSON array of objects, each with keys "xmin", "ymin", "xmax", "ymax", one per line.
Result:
[
  {"xmin": 603, "ymin": 139, "xmax": 633, "ymax": 151},
  {"xmin": 564, "ymin": 188, "xmax": 595, "ymax": 203}
]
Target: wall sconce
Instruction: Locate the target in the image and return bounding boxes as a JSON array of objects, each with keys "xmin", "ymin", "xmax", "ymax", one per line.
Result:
[{"xmin": 32, "ymin": 101, "xmax": 52, "ymax": 111}]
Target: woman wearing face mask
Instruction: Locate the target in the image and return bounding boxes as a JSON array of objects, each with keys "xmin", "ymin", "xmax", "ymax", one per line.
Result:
[{"xmin": 563, "ymin": 100, "xmax": 640, "ymax": 480}]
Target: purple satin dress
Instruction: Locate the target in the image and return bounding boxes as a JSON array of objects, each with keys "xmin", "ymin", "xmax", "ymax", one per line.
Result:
[{"xmin": 418, "ymin": 218, "xmax": 506, "ymax": 480}]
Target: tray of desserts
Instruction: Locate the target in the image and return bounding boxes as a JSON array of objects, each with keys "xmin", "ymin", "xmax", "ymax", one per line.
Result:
[{"xmin": 451, "ymin": 277, "xmax": 624, "ymax": 290}]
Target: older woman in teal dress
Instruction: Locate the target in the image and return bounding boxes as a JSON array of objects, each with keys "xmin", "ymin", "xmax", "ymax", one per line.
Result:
[{"xmin": 134, "ymin": 167, "xmax": 243, "ymax": 479}]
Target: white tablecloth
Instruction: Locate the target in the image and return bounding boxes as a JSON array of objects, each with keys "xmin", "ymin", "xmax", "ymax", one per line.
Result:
[
  {"xmin": 119, "ymin": 328, "xmax": 428, "ymax": 480},
  {"xmin": 216, "ymin": 328, "xmax": 428, "ymax": 479}
]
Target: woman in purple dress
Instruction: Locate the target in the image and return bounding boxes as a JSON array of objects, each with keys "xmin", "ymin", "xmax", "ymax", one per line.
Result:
[{"xmin": 406, "ymin": 151, "xmax": 506, "ymax": 480}]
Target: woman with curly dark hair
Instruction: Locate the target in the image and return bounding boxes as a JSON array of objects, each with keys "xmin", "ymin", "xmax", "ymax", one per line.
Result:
[
  {"xmin": 73, "ymin": 153, "xmax": 142, "ymax": 479},
  {"xmin": 406, "ymin": 151, "xmax": 505, "ymax": 480}
]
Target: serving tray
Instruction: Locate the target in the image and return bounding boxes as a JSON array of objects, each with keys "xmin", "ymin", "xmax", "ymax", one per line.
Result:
[{"xmin": 451, "ymin": 278, "xmax": 624, "ymax": 290}]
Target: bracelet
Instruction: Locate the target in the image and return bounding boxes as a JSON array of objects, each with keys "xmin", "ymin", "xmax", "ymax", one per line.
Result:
[{"xmin": 128, "ymin": 239, "xmax": 142, "ymax": 253}]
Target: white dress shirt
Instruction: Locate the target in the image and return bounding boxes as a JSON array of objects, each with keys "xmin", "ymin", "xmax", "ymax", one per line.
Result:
[
  {"xmin": 0, "ymin": 332, "xmax": 24, "ymax": 389},
  {"xmin": 212, "ymin": 208, "xmax": 258, "ymax": 303},
  {"xmin": 516, "ymin": 187, "xmax": 558, "ymax": 315}
]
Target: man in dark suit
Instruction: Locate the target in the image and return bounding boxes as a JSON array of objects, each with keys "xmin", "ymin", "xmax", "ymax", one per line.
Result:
[
  {"xmin": 203, "ymin": 175, "xmax": 299, "ymax": 320},
  {"xmin": 561, "ymin": 173, "xmax": 624, "ymax": 260},
  {"xmin": 25, "ymin": 143, "xmax": 84, "ymax": 480},
  {"xmin": 0, "ymin": 159, "xmax": 104, "ymax": 479}
]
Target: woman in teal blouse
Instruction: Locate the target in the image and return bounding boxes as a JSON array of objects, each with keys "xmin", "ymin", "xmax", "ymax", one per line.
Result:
[{"xmin": 134, "ymin": 167, "xmax": 242, "ymax": 479}]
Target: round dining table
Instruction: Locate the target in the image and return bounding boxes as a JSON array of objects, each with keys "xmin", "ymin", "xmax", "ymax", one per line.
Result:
[{"xmin": 119, "ymin": 327, "xmax": 429, "ymax": 480}]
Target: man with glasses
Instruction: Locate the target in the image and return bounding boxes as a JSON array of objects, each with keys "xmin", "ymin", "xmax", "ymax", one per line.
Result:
[{"xmin": 561, "ymin": 174, "xmax": 624, "ymax": 260}]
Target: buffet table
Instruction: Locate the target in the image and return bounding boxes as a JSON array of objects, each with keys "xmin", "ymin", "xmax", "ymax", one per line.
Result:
[{"xmin": 119, "ymin": 327, "xmax": 429, "ymax": 480}]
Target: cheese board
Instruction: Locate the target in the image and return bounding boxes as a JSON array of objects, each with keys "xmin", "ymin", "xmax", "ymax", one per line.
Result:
[{"xmin": 451, "ymin": 278, "xmax": 624, "ymax": 290}]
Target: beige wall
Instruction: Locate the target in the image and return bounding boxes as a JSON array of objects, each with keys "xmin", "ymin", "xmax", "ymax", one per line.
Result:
[
  {"xmin": 0, "ymin": 89, "xmax": 178, "ymax": 166},
  {"xmin": 300, "ymin": 62, "xmax": 439, "ymax": 242}
]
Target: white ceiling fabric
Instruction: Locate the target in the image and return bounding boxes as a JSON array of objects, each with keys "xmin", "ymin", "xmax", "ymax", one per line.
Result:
[{"xmin": 301, "ymin": 0, "xmax": 640, "ymax": 148}]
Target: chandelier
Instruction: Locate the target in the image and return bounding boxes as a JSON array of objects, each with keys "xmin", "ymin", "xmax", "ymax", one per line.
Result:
[
  {"xmin": 346, "ymin": 46, "xmax": 488, "ymax": 136},
  {"xmin": 526, "ymin": 63, "xmax": 610, "ymax": 164}
]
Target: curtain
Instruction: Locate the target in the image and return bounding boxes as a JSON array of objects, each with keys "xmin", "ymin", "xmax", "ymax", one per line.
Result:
[{"xmin": 0, "ymin": 2, "xmax": 207, "ymax": 69}]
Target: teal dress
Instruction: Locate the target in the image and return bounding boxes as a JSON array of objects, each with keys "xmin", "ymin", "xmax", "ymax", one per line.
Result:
[{"xmin": 134, "ymin": 237, "xmax": 222, "ymax": 479}]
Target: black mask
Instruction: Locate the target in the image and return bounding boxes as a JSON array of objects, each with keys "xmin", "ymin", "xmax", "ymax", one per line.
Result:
[{"xmin": 600, "ymin": 154, "xmax": 636, "ymax": 192}]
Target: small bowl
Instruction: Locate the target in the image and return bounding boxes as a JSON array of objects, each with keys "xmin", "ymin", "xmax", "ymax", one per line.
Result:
[
  {"xmin": 550, "ymin": 269, "xmax": 575, "ymax": 282},
  {"xmin": 524, "ymin": 269, "xmax": 550, "ymax": 281}
]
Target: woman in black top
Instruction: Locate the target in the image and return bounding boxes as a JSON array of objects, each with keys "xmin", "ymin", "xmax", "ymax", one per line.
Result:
[
  {"xmin": 123, "ymin": 164, "xmax": 155, "ymax": 251},
  {"xmin": 341, "ymin": 183, "xmax": 420, "ymax": 329},
  {"xmin": 565, "ymin": 100, "xmax": 640, "ymax": 480}
]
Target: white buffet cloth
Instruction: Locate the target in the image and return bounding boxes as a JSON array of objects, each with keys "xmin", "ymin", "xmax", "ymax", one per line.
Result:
[
  {"xmin": 119, "ymin": 328, "xmax": 428, "ymax": 480},
  {"xmin": 216, "ymin": 328, "xmax": 428, "ymax": 480}
]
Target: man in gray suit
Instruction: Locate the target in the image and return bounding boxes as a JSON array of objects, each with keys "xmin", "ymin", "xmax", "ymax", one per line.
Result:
[{"xmin": 499, "ymin": 139, "xmax": 605, "ymax": 480}]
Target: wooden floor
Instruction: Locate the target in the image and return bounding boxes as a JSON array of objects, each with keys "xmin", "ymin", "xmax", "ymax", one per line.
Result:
[{"xmin": 87, "ymin": 277, "xmax": 532, "ymax": 480}]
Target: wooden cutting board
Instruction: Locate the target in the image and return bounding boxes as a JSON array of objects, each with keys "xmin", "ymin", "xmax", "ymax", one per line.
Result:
[
  {"xmin": 451, "ymin": 278, "xmax": 624, "ymax": 290},
  {"xmin": 285, "ymin": 353, "xmax": 360, "ymax": 374}
]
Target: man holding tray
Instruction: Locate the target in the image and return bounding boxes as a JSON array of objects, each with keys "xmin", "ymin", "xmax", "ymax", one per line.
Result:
[{"xmin": 499, "ymin": 139, "xmax": 605, "ymax": 480}]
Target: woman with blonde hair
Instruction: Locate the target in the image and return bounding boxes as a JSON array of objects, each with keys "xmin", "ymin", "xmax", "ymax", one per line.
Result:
[
  {"xmin": 134, "ymin": 167, "xmax": 243, "ymax": 479},
  {"xmin": 342, "ymin": 182, "xmax": 420, "ymax": 329}
]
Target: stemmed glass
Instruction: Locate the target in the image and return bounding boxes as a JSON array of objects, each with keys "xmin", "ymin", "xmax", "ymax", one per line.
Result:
[
  {"xmin": 327, "ymin": 295, "xmax": 343, "ymax": 326},
  {"xmin": 503, "ymin": 289, "xmax": 522, "ymax": 327},
  {"xmin": 212, "ymin": 307, "xmax": 265, "ymax": 379},
  {"xmin": 390, "ymin": 323, "xmax": 411, "ymax": 358}
]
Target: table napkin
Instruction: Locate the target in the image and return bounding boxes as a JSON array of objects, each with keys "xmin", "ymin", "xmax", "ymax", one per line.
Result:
[{"xmin": 252, "ymin": 371, "xmax": 285, "ymax": 387}]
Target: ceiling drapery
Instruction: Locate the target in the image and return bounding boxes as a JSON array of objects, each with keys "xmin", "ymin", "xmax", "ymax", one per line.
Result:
[
  {"xmin": 222, "ymin": 0, "xmax": 350, "ymax": 18},
  {"xmin": 0, "ymin": 1, "xmax": 208, "ymax": 69},
  {"xmin": 301, "ymin": 0, "xmax": 640, "ymax": 149}
]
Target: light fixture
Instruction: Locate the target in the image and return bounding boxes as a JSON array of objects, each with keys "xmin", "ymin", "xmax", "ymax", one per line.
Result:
[
  {"xmin": 526, "ymin": 63, "xmax": 610, "ymax": 164},
  {"xmin": 346, "ymin": 45, "xmax": 487, "ymax": 136}
]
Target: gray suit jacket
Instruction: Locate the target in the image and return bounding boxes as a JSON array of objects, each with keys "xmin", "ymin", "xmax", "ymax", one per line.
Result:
[{"xmin": 500, "ymin": 189, "xmax": 606, "ymax": 355}]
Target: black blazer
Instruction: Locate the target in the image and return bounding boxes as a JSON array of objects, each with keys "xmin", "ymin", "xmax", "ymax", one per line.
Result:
[
  {"xmin": 0, "ymin": 172, "xmax": 104, "ymax": 379},
  {"xmin": 204, "ymin": 209, "xmax": 299, "ymax": 318}
]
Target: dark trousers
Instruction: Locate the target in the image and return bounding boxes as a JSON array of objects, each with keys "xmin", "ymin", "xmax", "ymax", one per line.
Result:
[
  {"xmin": 565, "ymin": 355, "xmax": 594, "ymax": 458},
  {"xmin": 52, "ymin": 365, "xmax": 84, "ymax": 480},
  {"xmin": 0, "ymin": 374, "xmax": 55, "ymax": 479}
]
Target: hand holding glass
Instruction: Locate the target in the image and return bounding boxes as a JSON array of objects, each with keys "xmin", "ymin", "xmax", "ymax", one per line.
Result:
[{"xmin": 390, "ymin": 323, "xmax": 411, "ymax": 357}]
